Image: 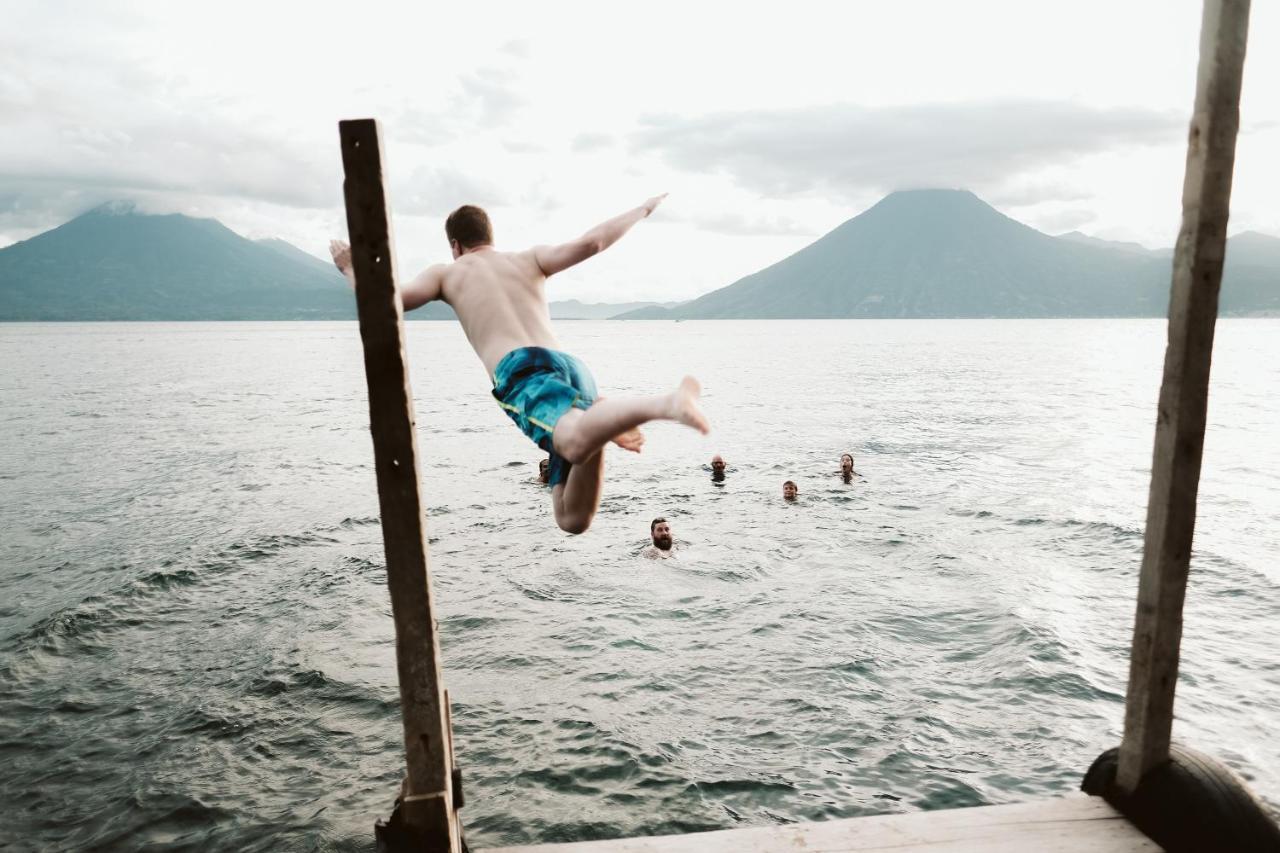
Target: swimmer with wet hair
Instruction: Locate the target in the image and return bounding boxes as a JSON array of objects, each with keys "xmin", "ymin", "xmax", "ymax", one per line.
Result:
[
  {"xmin": 643, "ymin": 517, "xmax": 676, "ymax": 558},
  {"xmin": 709, "ymin": 454, "xmax": 726, "ymax": 483},
  {"xmin": 783, "ymin": 480, "xmax": 799, "ymax": 501},
  {"xmin": 332, "ymin": 196, "xmax": 710, "ymax": 535},
  {"xmin": 840, "ymin": 453, "xmax": 857, "ymax": 482}
]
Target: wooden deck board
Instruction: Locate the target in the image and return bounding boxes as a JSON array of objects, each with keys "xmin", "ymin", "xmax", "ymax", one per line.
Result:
[{"xmin": 482, "ymin": 795, "xmax": 1159, "ymax": 852}]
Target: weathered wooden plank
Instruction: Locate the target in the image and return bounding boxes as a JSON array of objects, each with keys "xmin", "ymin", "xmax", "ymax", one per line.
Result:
[
  {"xmin": 481, "ymin": 795, "xmax": 1158, "ymax": 852},
  {"xmin": 339, "ymin": 118, "xmax": 459, "ymax": 851},
  {"xmin": 1117, "ymin": 0, "xmax": 1251, "ymax": 793}
]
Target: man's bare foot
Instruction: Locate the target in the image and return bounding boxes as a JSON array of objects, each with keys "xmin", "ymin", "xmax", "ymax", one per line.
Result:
[
  {"xmin": 612, "ymin": 427, "xmax": 645, "ymax": 453},
  {"xmin": 668, "ymin": 376, "xmax": 710, "ymax": 434}
]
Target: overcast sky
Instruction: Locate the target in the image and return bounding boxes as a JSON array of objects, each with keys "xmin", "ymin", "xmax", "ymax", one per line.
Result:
[{"xmin": 2, "ymin": 0, "xmax": 1276, "ymax": 302}]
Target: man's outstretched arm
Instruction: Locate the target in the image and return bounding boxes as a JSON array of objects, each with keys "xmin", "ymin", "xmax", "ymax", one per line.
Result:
[
  {"xmin": 534, "ymin": 193, "xmax": 666, "ymax": 277},
  {"xmin": 399, "ymin": 265, "xmax": 446, "ymax": 311},
  {"xmin": 329, "ymin": 239, "xmax": 444, "ymax": 310}
]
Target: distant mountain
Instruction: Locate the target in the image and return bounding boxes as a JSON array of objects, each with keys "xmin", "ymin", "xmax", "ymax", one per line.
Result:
[
  {"xmin": 6, "ymin": 197, "xmax": 1276, "ymax": 321},
  {"xmin": 613, "ymin": 304, "xmax": 677, "ymax": 320},
  {"xmin": 617, "ymin": 190, "xmax": 1279, "ymax": 319},
  {"xmin": 255, "ymin": 237, "xmax": 343, "ymax": 275},
  {"xmin": 0, "ymin": 206, "xmax": 686, "ymax": 322},
  {"xmin": 1219, "ymin": 231, "xmax": 1280, "ymax": 316},
  {"xmin": 0, "ymin": 204, "xmax": 355, "ymax": 320},
  {"xmin": 407, "ymin": 301, "xmax": 460, "ymax": 321},
  {"xmin": 552, "ymin": 299, "xmax": 682, "ymax": 319},
  {"xmin": 1228, "ymin": 231, "xmax": 1280, "ymax": 268},
  {"xmin": 401, "ymin": 298, "xmax": 680, "ymax": 322},
  {"xmin": 1056, "ymin": 231, "xmax": 1171, "ymax": 257}
]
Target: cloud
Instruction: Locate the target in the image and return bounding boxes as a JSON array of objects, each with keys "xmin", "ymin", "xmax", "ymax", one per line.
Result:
[
  {"xmin": 0, "ymin": 17, "xmax": 530, "ymax": 239},
  {"xmin": 392, "ymin": 65, "xmax": 528, "ymax": 147},
  {"xmin": 503, "ymin": 139, "xmax": 548, "ymax": 155},
  {"xmin": 571, "ymin": 132, "xmax": 615, "ymax": 153},
  {"xmin": 985, "ymin": 180, "xmax": 1094, "ymax": 208},
  {"xmin": 1028, "ymin": 207, "xmax": 1097, "ymax": 234},
  {"xmin": 395, "ymin": 166, "xmax": 509, "ymax": 216},
  {"xmin": 0, "ymin": 181, "xmax": 113, "ymax": 244},
  {"xmin": 519, "ymin": 178, "xmax": 561, "ymax": 213},
  {"xmin": 632, "ymin": 100, "xmax": 1185, "ymax": 206},
  {"xmin": 0, "ymin": 38, "xmax": 337, "ymax": 237},
  {"xmin": 394, "ymin": 107, "xmax": 463, "ymax": 148},
  {"xmin": 660, "ymin": 210, "xmax": 817, "ymax": 237},
  {"xmin": 500, "ymin": 39, "xmax": 531, "ymax": 59},
  {"xmin": 455, "ymin": 68, "xmax": 527, "ymax": 129}
]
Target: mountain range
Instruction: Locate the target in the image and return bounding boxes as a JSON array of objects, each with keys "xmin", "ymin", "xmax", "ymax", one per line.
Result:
[
  {"xmin": 0, "ymin": 203, "xmax": 354, "ymax": 320},
  {"xmin": 0, "ymin": 204, "xmax": 674, "ymax": 322},
  {"xmin": 2, "ymin": 193, "xmax": 1278, "ymax": 321},
  {"xmin": 616, "ymin": 190, "xmax": 1280, "ymax": 319}
]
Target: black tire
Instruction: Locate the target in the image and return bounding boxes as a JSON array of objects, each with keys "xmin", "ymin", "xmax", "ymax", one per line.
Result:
[{"xmin": 1082, "ymin": 743, "xmax": 1280, "ymax": 852}]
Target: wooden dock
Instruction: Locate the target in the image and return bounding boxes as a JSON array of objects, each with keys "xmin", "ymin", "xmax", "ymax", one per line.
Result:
[{"xmin": 483, "ymin": 795, "xmax": 1160, "ymax": 853}]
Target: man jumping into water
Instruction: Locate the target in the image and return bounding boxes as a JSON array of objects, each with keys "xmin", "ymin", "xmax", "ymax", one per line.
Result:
[{"xmin": 329, "ymin": 195, "xmax": 709, "ymax": 534}]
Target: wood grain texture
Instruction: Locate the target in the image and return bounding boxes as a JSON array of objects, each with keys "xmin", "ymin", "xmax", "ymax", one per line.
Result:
[
  {"xmin": 482, "ymin": 796, "xmax": 1158, "ymax": 853},
  {"xmin": 1118, "ymin": 0, "xmax": 1251, "ymax": 793},
  {"xmin": 340, "ymin": 118, "xmax": 459, "ymax": 851}
]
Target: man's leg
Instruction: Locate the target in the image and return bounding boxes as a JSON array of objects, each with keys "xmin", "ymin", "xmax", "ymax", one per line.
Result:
[
  {"xmin": 551, "ymin": 450, "xmax": 604, "ymax": 534},
  {"xmin": 552, "ymin": 376, "xmax": 709, "ymax": 466}
]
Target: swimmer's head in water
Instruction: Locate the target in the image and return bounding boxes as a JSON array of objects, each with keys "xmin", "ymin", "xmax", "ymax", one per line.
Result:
[
  {"xmin": 538, "ymin": 457, "xmax": 550, "ymax": 484},
  {"xmin": 840, "ymin": 453, "xmax": 854, "ymax": 473},
  {"xmin": 445, "ymin": 205, "xmax": 493, "ymax": 258},
  {"xmin": 711, "ymin": 454, "xmax": 726, "ymax": 472},
  {"xmin": 783, "ymin": 480, "xmax": 798, "ymax": 500},
  {"xmin": 651, "ymin": 516, "xmax": 673, "ymax": 550}
]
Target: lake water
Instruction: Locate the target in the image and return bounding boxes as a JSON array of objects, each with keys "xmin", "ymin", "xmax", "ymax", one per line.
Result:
[{"xmin": 1, "ymin": 319, "xmax": 1277, "ymax": 850}]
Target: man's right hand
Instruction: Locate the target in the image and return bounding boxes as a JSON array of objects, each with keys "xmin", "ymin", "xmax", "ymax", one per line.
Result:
[
  {"xmin": 642, "ymin": 193, "xmax": 668, "ymax": 217},
  {"xmin": 329, "ymin": 239, "xmax": 355, "ymax": 289}
]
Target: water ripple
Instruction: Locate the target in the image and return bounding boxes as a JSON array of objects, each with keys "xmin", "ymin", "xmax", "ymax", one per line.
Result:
[{"xmin": 1, "ymin": 319, "xmax": 1278, "ymax": 851}]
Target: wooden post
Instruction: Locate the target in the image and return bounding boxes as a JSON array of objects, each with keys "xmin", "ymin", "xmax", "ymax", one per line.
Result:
[
  {"xmin": 1117, "ymin": 0, "xmax": 1250, "ymax": 793},
  {"xmin": 339, "ymin": 118, "xmax": 460, "ymax": 851}
]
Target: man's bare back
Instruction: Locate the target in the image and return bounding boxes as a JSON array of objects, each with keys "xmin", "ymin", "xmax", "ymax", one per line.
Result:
[
  {"xmin": 410, "ymin": 247, "xmax": 564, "ymax": 378},
  {"xmin": 330, "ymin": 195, "xmax": 709, "ymax": 534}
]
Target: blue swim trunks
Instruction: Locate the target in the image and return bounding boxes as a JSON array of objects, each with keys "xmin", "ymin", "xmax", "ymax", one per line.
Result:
[{"xmin": 492, "ymin": 347, "xmax": 598, "ymax": 487}]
